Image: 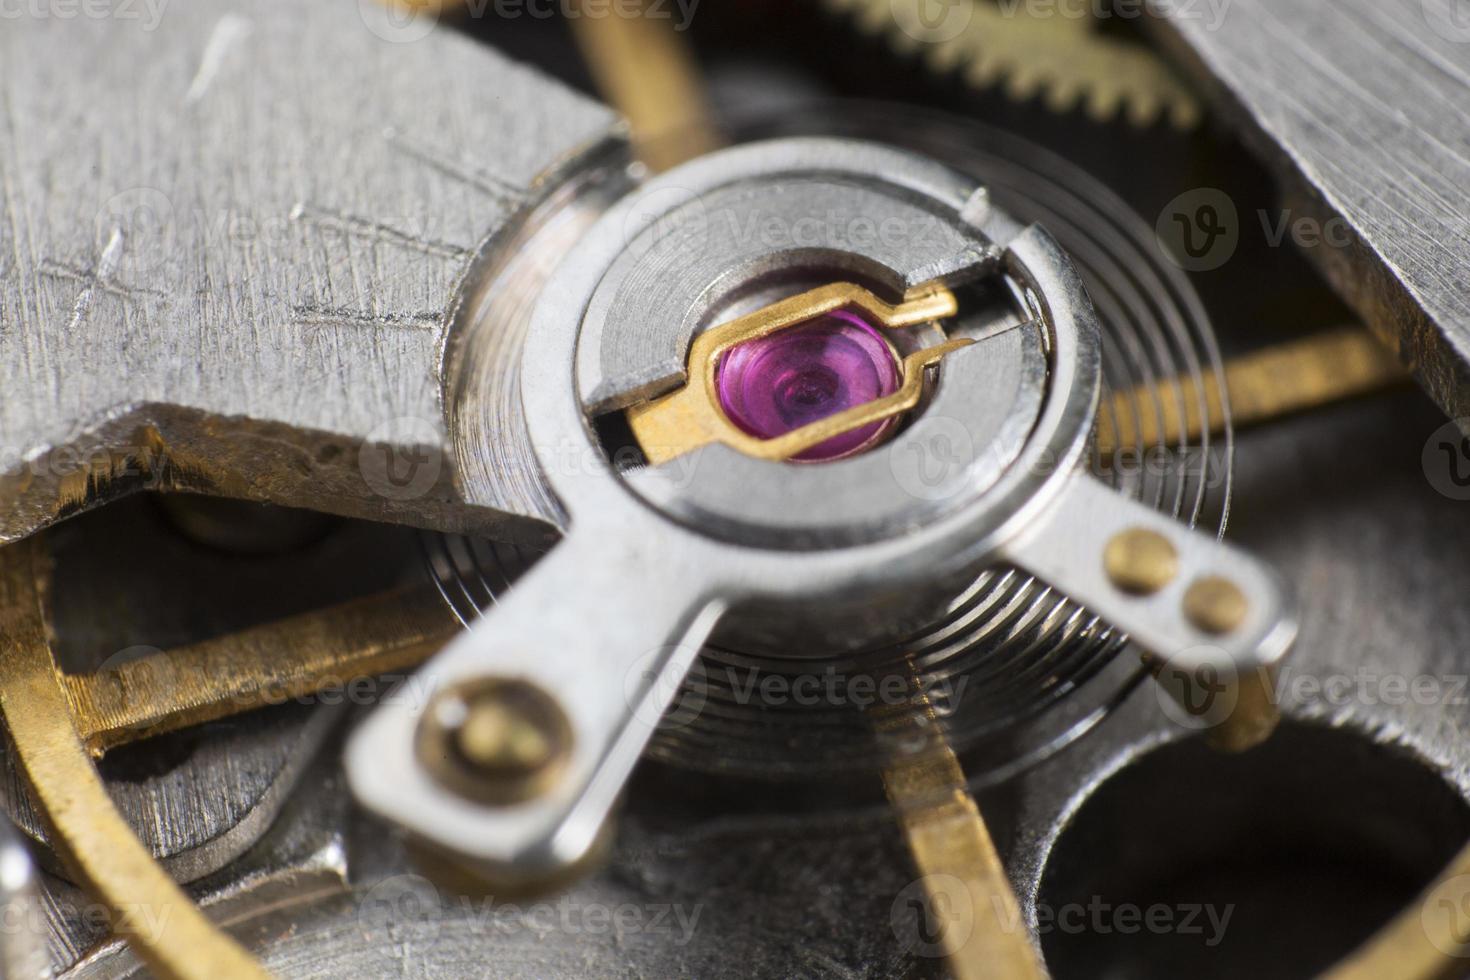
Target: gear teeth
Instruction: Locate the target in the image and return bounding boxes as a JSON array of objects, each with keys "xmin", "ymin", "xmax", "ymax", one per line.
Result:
[
  {"xmin": 1124, "ymin": 92, "xmax": 1163, "ymax": 128},
  {"xmin": 1042, "ymin": 76, "xmax": 1086, "ymax": 115},
  {"xmin": 962, "ymin": 49, "xmax": 1009, "ymax": 90},
  {"xmin": 1005, "ymin": 66, "xmax": 1048, "ymax": 102},
  {"xmin": 1085, "ymin": 84, "xmax": 1125, "ymax": 122},
  {"xmin": 820, "ymin": 0, "xmax": 1202, "ymax": 129},
  {"xmin": 920, "ymin": 36, "xmax": 959, "ymax": 72}
]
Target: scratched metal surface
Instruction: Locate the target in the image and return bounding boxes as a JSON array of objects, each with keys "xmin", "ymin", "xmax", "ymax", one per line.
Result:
[
  {"xmin": 57, "ymin": 757, "xmax": 924, "ymax": 979},
  {"xmin": 1156, "ymin": 0, "xmax": 1470, "ymax": 422},
  {"xmin": 0, "ymin": 0, "xmax": 616, "ymax": 542}
]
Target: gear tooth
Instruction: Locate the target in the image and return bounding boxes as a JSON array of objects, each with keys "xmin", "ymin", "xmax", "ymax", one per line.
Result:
[
  {"xmin": 1042, "ymin": 78, "xmax": 1083, "ymax": 115},
  {"xmin": 1006, "ymin": 68, "xmax": 1045, "ymax": 101},
  {"xmin": 961, "ymin": 49, "xmax": 1002, "ymax": 88},
  {"xmin": 1084, "ymin": 84, "xmax": 1124, "ymax": 121},
  {"xmin": 1170, "ymin": 97, "xmax": 1204, "ymax": 130},
  {"xmin": 1124, "ymin": 94, "xmax": 1162, "ymax": 127},
  {"xmin": 823, "ymin": 0, "xmax": 1203, "ymax": 130},
  {"xmin": 926, "ymin": 37, "xmax": 967, "ymax": 74}
]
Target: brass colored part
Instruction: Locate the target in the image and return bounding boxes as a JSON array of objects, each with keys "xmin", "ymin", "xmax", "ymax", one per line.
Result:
[
  {"xmin": 0, "ymin": 535, "xmax": 463, "ymax": 977},
  {"xmin": 876, "ymin": 677, "xmax": 1046, "ymax": 980},
  {"xmin": 1097, "ymin": 327, "xmax": 1407, "ymax": 455},
  {"xmin": 418, "ymin": 678, "xmax": 574, "ymax": 806},
  {"xmin": 569, "ymin": 0, "xmax": 722, "ymax": 172},
  {"xmin": 884, "ymin": 760, "xmax": 1046, "ymax": 980},
  {"xmin": 826, "ymin": 0, "xmax": 1201, "ymax": 128},
  {"xmin": 459, "ymin": 700, "xmax": 553, "ymax": 772},
  {"xmin": 0, "ymin": 540, "xmax": 271, "ymax": 980},
  {"xmin": 1104, "ymin": 528, "xmax": 1180, "ymax": 596},
  {"xmin": 1184, "ymin": 575, "xmax": 1249, "ymax": 635},
  {"xmin": 1206, "ymin": 665, "xmax": 1281, "ymax": 754},
  {"xmin": 61, "ymin": 585, "xmax": 459, "ymax": 757},
  {"xmin": 1323, "ymin": 838, "xmax": 1470, "ymax": 980},
  {"xmin": 627, "ymin": 284, "xmax": 964, "ymax": 464}
]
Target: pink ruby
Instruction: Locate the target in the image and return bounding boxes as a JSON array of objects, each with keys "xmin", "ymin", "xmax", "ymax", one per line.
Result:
[{"xmin": 715, "ymin": 309, "xmax": 902, "ymax": 462}]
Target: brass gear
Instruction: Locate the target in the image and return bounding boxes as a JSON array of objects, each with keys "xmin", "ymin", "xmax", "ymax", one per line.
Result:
[{"xmin": 823, "ymin": 0, "xmax": 1202, "ymax": 128}]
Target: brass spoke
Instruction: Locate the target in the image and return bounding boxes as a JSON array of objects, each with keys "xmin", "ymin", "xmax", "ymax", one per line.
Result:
[
  {"xmin": 1098, "ymin": 327, "xmax": 1406, "ymax": 455},
  {"xmin": 567, "ymin": 0, "xmax": 721, "ymax": 172},
  {"xmin": 873, "ymin": 670, "xmax": 1047, "ymax": 980},
  {"xmin": 0, "ymin": 540, "xmax": 270, "ymax": 980},
  {"xmin": 64, "ymin": 583, "xmax": 458, "ymax": 757},
  {"xmin": 0, "ymin": 536, "xmax": 461, "ymax": 978}
]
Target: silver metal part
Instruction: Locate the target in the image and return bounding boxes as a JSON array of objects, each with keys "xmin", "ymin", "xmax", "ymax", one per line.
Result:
[
  {"xmin": 576, "ymin": 141, "xmax": 1000, "ymax": 412},
  {"xmin": 447, "ymin": 154, "xmax": 636, "ymax": 537},
  {"xmin": 0, "ymin": 0, "xmax": 619, "ymax": 542},
  {"xmin": 1000, "ymin": 475, "xmax": 1294, "ymax": 697},
  {"xmin": 435, "ymin": 107, "xmax": 1242, "ymax": 785},
  {"xmin": 586, "ymin": 141, "xmax": 1043, "ymax": 545},
  {"xmin": 1001, "ymin": 390, "xmax": 1470, "ymax": 977},
  {"xmin": 62, "ymin": 757, "xmax": 925, "ymax": 979},
  {"xmin": 0, "ymin": 818, "xmax": 52, "ymax": 980},
  {"xmin": 349, "ymin": 138, "xmax": 1296, "ymax": 880},
  {"xmin": 59, "ymin": 755, "xmax": 352, "ymax": 978},
  {"xmin": 1155, "ymin": 0, "xmax": 1470, "ymax": 421}
]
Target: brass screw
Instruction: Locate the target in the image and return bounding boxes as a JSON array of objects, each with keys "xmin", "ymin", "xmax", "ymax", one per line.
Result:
[
  {"xmin": 418, "ymin": 679, "xmax": 572, "ymax": 806},
  {"xmin": 1184, "ymin": 576, "xmax": 1249, "ymax": 635},
  {"xmin": 1103, "ymin": 528, "xmax": 1179, "ymax": 596},
  {"xmin": 457, "ymin": 699, "xmax": 554, "ymax": 775}
]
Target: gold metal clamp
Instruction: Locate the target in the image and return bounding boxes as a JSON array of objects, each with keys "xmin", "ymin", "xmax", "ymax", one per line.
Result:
[{"xmin": 627, "ymin": 282, "xmax": 965, "ymax": 464}]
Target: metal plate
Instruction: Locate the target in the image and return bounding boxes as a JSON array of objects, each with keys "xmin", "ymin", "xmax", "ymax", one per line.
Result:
[
  {"xmin": 0, "ymin": 0, "xmax": 617, "ymax": 541},
  {"xmin": 1155, "ymin": 0, "xmax": 1470, "ymax": 420}
]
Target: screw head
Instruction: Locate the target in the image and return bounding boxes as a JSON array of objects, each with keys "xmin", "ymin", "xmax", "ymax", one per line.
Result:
[
  {"xmin": 1184, "ymin": 576, "xmax": 1249, "ymax": 635},
  {"xmin": 1104, "ymin": 528, "xmax": 1180, "ymax": 596},
  {"xmin": 417, "ymin": 679, "xmax": 572, "ymax": 806}
]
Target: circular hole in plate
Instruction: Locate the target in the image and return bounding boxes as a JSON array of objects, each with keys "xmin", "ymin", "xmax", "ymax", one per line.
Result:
[{"xmin": 1038, "ymin": 721, "xmax": 1470, "ymax": 980}]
